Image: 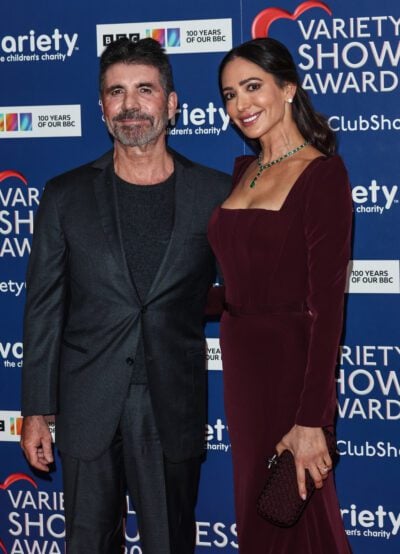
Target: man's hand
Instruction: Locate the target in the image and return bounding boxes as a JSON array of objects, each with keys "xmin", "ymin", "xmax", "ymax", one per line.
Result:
[{"xmin": 21, "ymin": 415, "xmax": 54, "ymax": 472}]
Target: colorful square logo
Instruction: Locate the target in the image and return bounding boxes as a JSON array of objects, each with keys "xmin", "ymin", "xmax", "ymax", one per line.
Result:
[
  {"xmin": 19, "ymin": 113, "xmax": 32, "ymax": 131},
  {"xmin": 146, "ymin": 28, "xmax": 166, "ymax": 47},
  {"xmin": 6, "ymin": 113, "xmax": 18, "ymax": 131},
  {"xmin": 10, "ymin": 416, "xmax": 23, "ymax": 436},
  {"xmin": 167, "ymin": 28, "xmax": 180, "ymax": 47},
  {"xmin": 0, "ymin": 114, "xmax": 4, "ymax": 132}
]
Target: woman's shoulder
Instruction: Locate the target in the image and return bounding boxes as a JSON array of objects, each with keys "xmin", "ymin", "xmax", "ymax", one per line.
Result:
[
  {"xmin": 301, "ymin": 154, "xmax": 349, "ymax": 194},
  {"xmin": 307, "ymin": 153, "xmax": 347, "ymax": 177},
  {"xmin": 232, "ymin": 155, "xmax": 256, "ymax": 185},
  {"xmin": 303, "ymin": 154, "xmax": 352, "ymax": 211}
]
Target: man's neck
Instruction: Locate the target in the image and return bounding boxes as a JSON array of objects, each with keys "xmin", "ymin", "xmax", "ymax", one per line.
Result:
[{"xmin": 113, "ymin": 139, "xmax": 174, "ymax": 185}]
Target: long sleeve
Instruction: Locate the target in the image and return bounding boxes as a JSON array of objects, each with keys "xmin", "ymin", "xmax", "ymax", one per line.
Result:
[
  {"xmin": 295, "ymin": 156, "xmax": 353, "ymax": 427},
  {"xmin": 21, "ymin": 181, "xmax": 67, "ymax": 416}
]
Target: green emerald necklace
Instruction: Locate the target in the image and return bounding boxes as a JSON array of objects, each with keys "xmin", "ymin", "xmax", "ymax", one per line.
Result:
[{"xmin": 249, "ymin": 140, "xmax": 310, "ymax": 189}]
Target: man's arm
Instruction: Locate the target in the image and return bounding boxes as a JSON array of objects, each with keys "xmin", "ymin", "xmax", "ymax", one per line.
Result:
[{"xmin": 21, "ymin": 180, "xmax": 67, "ymax": 468}]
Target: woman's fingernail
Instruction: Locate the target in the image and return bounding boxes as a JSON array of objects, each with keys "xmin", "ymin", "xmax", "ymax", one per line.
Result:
[{"xmin": 301, "ymin": 494, "xmax": 307, "ymax": 501}]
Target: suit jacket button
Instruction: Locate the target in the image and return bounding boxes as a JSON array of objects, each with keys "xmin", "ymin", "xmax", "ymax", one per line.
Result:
[
  {"xmin": 126, "ymin": 357, "xmax": 134, "ymax": 365},
  {"xmin": 141, "ymin": 306, "xmax": 147, "ymax": 314}
]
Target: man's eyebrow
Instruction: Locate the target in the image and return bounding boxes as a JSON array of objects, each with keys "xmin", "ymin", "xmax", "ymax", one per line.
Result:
[
  {"xmin": 104, "ymin": 83, "xmax": 124, "ymax": 93},
  {"xmin": 104, "ymin": 81, "xmax": 156, "ymax": 93},
  {"xmin": 136, "ymin": 81, "xmax": 155, "ymax": 88}
]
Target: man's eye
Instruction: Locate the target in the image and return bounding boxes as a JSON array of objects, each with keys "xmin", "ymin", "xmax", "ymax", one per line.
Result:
[
  {"xmin": 140, "ymin": 87, "xmax": 152, "ymax": 94},
  {"xmin": 110, "ymin": 89, "xmax": 123, "ymax": 96}
]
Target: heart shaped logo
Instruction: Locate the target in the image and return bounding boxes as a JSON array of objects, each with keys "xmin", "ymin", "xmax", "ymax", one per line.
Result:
[
  {"xmin": 0, "ymin": 170, "xmax": 27, "ymax": 185},
  {"xmin": 252, "ymin": 1, "xmax": 332, "ymax": 38},
  {"xmin": 0, "ymin": 473, "xmax": 37, "ymax": 490}
]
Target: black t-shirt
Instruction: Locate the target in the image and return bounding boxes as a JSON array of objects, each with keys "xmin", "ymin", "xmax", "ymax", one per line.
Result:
[{"xmin": 115, "ymin": 171, "xmax": 175, "ymax": 383}]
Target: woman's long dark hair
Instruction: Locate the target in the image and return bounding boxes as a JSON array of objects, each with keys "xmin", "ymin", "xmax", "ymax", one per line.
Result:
[{"xmin": 219, "ymin": 38, "xmax": 336, "ymax": 156}]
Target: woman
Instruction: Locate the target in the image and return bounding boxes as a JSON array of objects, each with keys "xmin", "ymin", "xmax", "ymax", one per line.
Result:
[{"xmin": 207, "ymin": 38, "xmax": 352, "ymax": 553}]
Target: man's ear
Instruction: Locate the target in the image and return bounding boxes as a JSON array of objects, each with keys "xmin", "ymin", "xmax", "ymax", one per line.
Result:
[{"xmin": 167, "ymin": 91, "xmax": 178, "ymax": 121}]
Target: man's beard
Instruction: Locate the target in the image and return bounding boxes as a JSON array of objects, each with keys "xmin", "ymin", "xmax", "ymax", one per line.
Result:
[{"xmin": 107, "ymin": 109, "xmax": 169, "ymax": 147}]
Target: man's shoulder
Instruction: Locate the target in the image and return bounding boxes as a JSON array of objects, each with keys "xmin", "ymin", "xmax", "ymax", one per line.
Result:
[
  {"xmin": 47, "ymin": 150, "xmax": 113, "ymax": 189},
  {"xmin": 172, "ymin": 149, "xmax": 231, "ymax": 185}
]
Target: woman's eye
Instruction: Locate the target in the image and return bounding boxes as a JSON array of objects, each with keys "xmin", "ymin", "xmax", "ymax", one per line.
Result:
[
  {"xmin": 248, "ymin": 83, "xmax": 261, "ymax": 92},
  {"xmin": 224, "ymin": 92, "xmax": 234, "ymax": 101}
]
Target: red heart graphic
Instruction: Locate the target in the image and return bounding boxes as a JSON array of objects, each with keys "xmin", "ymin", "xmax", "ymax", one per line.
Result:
[
  {"xmin": 252, "ymin": 1, "xmax": 332, "ymax": 38},
  {"xmin": 0, "ymin": 170, "xmax": 27, "ymax": 185},
  {"xmin": 0, "ymin": 473, "xmax": 37, "ymax": 490}
]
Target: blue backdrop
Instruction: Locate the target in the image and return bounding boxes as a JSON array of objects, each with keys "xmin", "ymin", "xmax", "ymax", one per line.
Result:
[{"xmin": 1, "ymin": 1, "xmax": 399, "ymax": 552}]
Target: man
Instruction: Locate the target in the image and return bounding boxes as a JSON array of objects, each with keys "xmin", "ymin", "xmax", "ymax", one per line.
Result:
[{"xmin": 20, "ymin": 37, "xmax": 230, "ymax": 554}]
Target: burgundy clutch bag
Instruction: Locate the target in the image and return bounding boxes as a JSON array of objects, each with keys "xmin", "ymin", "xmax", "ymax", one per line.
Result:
[{"xmin": 256, "ymin": 429, "xmax": 337, "ymax": 527}]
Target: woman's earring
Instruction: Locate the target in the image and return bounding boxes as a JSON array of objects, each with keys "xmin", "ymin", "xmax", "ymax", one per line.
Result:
[{"xmin": 287, "ymin": 98, "xmax": 293, "ymax": 104}]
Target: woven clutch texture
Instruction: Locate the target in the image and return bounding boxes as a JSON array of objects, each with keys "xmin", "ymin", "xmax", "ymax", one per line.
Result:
[{"xmin": 257, "ymin": 429, "xmax": 337, "ymax": 527}]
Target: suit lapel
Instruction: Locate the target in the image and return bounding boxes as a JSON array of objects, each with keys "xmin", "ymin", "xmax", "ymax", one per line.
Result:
[
  {"xmin": 92, "ymin": 154, "xmax": 140, "ymax": 304},
  {"xmin": 146, "ymin": 157, "xmax": 194, "ymax": 303}
]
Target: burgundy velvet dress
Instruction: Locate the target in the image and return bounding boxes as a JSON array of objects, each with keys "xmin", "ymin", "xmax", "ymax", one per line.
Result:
[{"xmin": 207, "ymin": 155, "xmax": 353, "ymax": 553}]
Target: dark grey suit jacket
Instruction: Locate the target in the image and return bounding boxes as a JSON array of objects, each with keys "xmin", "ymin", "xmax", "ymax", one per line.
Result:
[{"xmin": 21, "ymin": 149, "xmax": 231, "ymax": 462}]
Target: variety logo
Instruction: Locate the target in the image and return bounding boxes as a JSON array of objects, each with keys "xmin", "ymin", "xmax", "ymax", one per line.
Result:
[
  {"xmin": 252, "ymin": 2, "xmax": 400, "ymax": 96},
  {"xmin": 0, "ymin": 339, "xmax": 23, "ymax": 367},
  {"xmin": 0, "ymin": 474, "xmax": 37, "ymax": 491},
  {"xmin": 341, "ymin": 503, "xmax": 400, "ymax": 540},
  {"xmin": 0, "ymin": 171, "xmax": 26, "ymax": 184},
  {"xmin": 205, "ymin": 417, "xmax": 230, "ymax": 453},
  {"xmin": 252, "ymin": 0, "xmax": 331, "ymax": 38},
  {"xmin": 346, "ymin": 260, "xmax": 400, "ymax": 294},
  {"xmin": 0, "ymin": 29, "xmax": 79, "ymax": 63},
  {"xmin": 350, "ymin": 179, "xmax": 399, "ymax": 214},
  {"xmin": 0, "ymin": 170, "xmax": 39, "ymax": 258},
  {"xmin": 0, "ymin": 105, "xmax": 81, "ymax": 138},
  {"xmin": 167, "ymin": 101, "xmax": 229, "ymax": 138},
  {"xmin": 1, "ymin": 472, "xmax": 65, "ymax": 553},
  {"xmin": 0, "ymin": 342, "xmax": 23, "ymax": 367},
  {"xmin": 337, "ymin": 344, "xmax": 400, "ymax": 421},
  {"xmin": 0, "ymin": 474, "xmax": 38, "ymax": 553},
  {"xmin": 0, "ymin": 280, "xmax": 25, "ymax": 298},
  {"xmin": 96, "ymin": 19, "xmax": 232, "ymax": 55}
]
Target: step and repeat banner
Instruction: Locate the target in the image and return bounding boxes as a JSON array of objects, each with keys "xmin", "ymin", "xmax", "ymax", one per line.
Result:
[{"xmin": 1, "ymin": 1, "xmax": 399, "ymax": 552}]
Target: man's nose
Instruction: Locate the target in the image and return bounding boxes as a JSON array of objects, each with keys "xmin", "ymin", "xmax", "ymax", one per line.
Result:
[{"xmin": 123, "ymin": 90, "xmax": 140, "ymax": 111}]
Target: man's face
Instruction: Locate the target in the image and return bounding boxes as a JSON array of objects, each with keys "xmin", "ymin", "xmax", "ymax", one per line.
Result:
[{"xmin": 100, "ymin": 62, "xmax": 177, "ymax": 147}]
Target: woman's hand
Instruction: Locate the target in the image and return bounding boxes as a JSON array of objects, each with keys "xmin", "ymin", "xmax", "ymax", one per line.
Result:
[{"xmin": 275, "ymin": 425, "xmax": 332, "ymax": 500}]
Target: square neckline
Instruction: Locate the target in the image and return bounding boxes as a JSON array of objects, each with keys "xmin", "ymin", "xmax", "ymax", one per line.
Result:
[{"xmin": 220, "ymin": 155, "xmax": 327, "ymax": 214}]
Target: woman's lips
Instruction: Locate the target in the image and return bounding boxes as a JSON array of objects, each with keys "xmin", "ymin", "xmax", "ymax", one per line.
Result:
[{"xmin": 239, "ymin": 112, "xmax": 261, "ymax": 127}]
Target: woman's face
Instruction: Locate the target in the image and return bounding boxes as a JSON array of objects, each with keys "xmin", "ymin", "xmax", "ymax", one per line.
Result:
[{"xmin": 221, "ymin": 56, "xmax": 295, "ymax": 141}]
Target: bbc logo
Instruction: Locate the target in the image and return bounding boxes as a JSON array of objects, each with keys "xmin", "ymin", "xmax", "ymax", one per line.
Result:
[
  {"xmin": 0, "ymin": 420, "xmax": 5, "ymax": 432},
  {"xmin": 102, "ymin": 33, "xmax": 140, "ymax": 47}
]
